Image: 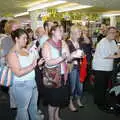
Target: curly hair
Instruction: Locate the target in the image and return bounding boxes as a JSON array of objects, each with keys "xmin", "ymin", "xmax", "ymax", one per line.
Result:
[{"xmin": 4, "ymin": 19, "xmax": 20, "ymax": 34}]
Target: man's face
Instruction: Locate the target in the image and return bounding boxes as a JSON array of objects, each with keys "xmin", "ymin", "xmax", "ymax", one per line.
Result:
[{"xmin": 107, "ymin": 28, "xmax": 117, "ymax": 40}]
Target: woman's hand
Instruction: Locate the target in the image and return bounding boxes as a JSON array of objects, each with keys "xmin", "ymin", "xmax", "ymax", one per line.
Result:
[
  {"xmin": 62, "ymin": 53, "xmax": 67, "ymax": 60},
  {"xmin": 71, "ymin": 49, "xmax": 84, "ymax": 58},
  {"xmin": 31, "ymin": 59, "xmax": 37, "ymax": 68},
  {"xmin": 37, "ymin": 58, "xmax": 45, "ymax": 66}
]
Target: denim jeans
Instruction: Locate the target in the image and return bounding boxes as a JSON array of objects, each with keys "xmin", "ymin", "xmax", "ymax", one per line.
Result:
[
  {"xmin": 10, "ymin": 80, "xmax": 42, "ymax": 120},
  {"xmin": 69, "ymin": 65, "xmax": 83, "ymax": 98},
  {"xmin": 9, "ymin": 86, "xmax": 16, "ymax": 108}
]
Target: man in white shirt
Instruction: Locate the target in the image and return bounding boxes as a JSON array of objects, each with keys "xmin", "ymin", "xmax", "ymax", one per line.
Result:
[{"xmin": 92, "ymin": 27, "xmax": 120, "ymax": 110}]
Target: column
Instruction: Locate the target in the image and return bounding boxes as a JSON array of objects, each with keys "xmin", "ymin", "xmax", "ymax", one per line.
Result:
[
  {"xmin": 29, "ymin": 9, "xmax": 43, "ymax": 32},
  {"xmin": 110, "ymin": 16, "xmax": 116, "ymax": 27}
]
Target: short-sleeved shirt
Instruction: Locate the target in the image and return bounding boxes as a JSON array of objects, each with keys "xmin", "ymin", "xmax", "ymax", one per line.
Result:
[
  {"xmin": 0, "ymin": 34, "xmax": 14, "ymax": 66},
  {"xmin": 92, "ymin": 37, "xmax": 119, "ymax": 71}
]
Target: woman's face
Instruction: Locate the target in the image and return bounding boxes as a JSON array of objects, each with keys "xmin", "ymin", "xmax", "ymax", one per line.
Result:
[
  {"xmin": 83, "ymin": 30, "xmax": 88, "ymax": 36},
  {"xmin": 53, "ymin": 27, "xmax": 62, "ymax": 40},
  {"xmin": 17, "ymin": 33, "xmax": 28, "ymax": 48},
  {"xmin": 60, "ymin": 26, "xmax": 64, "ymax": 37},
  {"xmin": 28, "ymin": 32, "xmax": 33, "ymax": 39},
  {"xmin": 71, "ymin": 28, "xmax": 80, "ymax": 40}
]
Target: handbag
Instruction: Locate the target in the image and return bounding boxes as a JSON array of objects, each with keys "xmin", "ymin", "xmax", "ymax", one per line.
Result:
[
  {"xmin": 80, "ymin": 56, "xmax": 88, "ymax": 83},
  {"xmin": 43, "ymin": 66, "xmax": 61, "ymax": 88},
  {"xmin": 0, "ymin": 65, "xmax": 13, "ymax": 87}
]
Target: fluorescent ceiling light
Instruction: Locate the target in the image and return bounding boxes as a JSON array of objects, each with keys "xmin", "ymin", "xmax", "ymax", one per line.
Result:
[
  {"xmin": 57, "ymin": 3, "xmax": 80, "ymax": 8},
  {"xmin": 57, "ymin": 5, "xmax": 92, "ymax": 12},
  {"xmin": 26, "ymin": 0, "xmax": 48, "ymax": 8},
  {"xmin": 27, "ymin": 1, "xmax": 67, "ymax": 12},
  {"xmin": 14, "ymin": 12, "xmax": 29, "ymax": 17},
  {"xmin": 102, "ymin": 13, "xmax": 120, "ymax": 17}
]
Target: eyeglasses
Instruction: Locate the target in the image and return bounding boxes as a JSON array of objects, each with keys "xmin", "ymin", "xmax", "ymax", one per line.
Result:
[{"xmin": 109, "ymin": 32, "xmax": 116, "ymax": 34}]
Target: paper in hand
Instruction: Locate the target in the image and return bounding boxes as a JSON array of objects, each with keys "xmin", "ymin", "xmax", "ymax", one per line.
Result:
[{"xmin": 72, "ymin": 49, "xmax": 84, "ymax": 58}]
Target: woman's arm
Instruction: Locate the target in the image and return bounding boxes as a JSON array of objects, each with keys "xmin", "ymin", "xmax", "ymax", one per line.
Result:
[{"xmin": 7, "ymin": 52, "xmax": 37, "ymax": 77}]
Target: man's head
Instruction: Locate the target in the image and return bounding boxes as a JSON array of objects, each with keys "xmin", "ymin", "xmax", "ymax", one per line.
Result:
[
  {"xmin": 106, "ymin": 26, "xmax": 117, "ymax": 40},
  {"xmin": 35, "ymin": 27, "xmax": 45, "ymax": 38}
]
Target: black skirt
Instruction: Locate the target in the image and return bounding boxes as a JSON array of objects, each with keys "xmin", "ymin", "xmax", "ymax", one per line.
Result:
[{"xmin": 43, "ymin": 75, "xmax": 70, "ymax": 107}]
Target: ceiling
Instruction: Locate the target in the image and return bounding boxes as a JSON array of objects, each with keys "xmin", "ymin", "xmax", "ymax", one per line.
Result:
[
  {"xmin": 67, "ymin": 0, "xmax": 120, "ymax": 10},
  {"xmin": 0, "ymin": 0, "xmax": 120, "ymax": 17}
]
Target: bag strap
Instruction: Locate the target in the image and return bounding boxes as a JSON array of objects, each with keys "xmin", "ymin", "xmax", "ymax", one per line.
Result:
[{"xmin": 47, "ymin": 39, "xmax": 62, "ymax": 82}]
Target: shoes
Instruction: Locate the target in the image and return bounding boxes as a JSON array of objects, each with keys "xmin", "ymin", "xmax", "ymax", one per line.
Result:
[
  {"xmin": 69, "ymin": 101, "xmax": 79, "ymax": 112},
  {"xmin": 69, "ymin": 109, "xmax": 79, "ymax": 112},
  {"xmin": 69, "ymin": 106, "xmax": 79, "ymax": 112},
  {"xmin": 38, "ymin": 109, "xmax": 44, "ymax": 120},
  {"xmin": 78, "ymin": 105, "xmax": 85, "ymax": 108},
  {"xmin": 97, "ymin": 104, "xmax": 116, "ymax": 114}
]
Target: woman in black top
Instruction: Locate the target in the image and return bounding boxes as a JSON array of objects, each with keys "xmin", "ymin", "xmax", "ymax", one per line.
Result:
[{"xmin": 66, "ymin": 25, "xmax": 84, "ymax": 112}]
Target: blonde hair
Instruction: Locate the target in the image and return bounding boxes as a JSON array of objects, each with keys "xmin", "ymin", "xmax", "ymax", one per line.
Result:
[
  {"xmin": 81, "ymin": 26, "xmax": 88, "ymax": 31},
  {"xmin": 4, "ymin": 19, "xmax": 20, "ymax": 34},
  {"xmin": 70, "ymin": 25, "xmax": 80, "ymax": 33}
]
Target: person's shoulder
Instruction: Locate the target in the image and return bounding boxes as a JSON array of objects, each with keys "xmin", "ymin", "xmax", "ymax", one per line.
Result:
[
  {"xmin": 0, "ymin": 34, "xmax": 8, "ymax": 40},
  {"xmin": 42, "ymin": 40, "xmax": 50, "ymax": 48},
  {"xmin": 7, "ymin": 50, "xmax": 16, "ymax": 59},
  {"xmin": 0, "ymin": 34, "xmax": 7, "ymax": 37},
  {"xmin": 43, "ymin": 34, "xmax": 49, "ymax": 38},
  {"xmin": 65, "ymin": 39, "xmax": 72, "ymax": 45},
  {"xmin": 41, "ymin": 35, "xmax": 49, "ymax": 40},
  {"xmin": 99, "ymin": 37, "xmax": 107, "ymax": 44},
  {"xmin": 96, "ymin": 38, "xmax": 106, "ymax": 48},
  {"xmin": 62, "ymin": 40, "xmax": 66, "ymax": 44},
  {"xmin": 2, "ymin": 35, "xmax": 11, "ymax": 41}
]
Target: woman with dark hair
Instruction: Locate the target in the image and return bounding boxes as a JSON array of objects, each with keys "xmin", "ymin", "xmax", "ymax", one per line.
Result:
[
  {"xmin": 42, "ymin": 26, "xmax": 68, "ymax": 120},
  {"xmin": 7, "ymin": 28, "xmax": 44, "ymax": 120},
  {"xmin": 42, "ymin": 25, "xmax": 82, "ymax": 120},
  {"xmin": 26, "ymin": 28, "xmax": 35, "ymax": 42}
]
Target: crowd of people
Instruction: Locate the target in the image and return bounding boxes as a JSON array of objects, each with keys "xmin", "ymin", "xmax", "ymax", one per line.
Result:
[{"xmin": 0, "ymin": 19, "xmax": 120, "ymax": 120}]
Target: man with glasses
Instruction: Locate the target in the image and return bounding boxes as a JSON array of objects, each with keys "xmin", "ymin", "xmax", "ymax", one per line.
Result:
[{"xmin": 92, "ymin": 27, "xmax": 120, "ymax": 111}]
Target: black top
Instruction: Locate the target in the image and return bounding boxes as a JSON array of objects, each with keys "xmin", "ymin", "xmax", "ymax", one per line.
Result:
[{"xmin": 66, "ymin": 40, "xmax": 81, "ymax": 64}]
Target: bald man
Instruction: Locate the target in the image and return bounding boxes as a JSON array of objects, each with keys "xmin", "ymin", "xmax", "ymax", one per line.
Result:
[{"xmin": 35, "ymin": 27, "xmax": 49, "ymax": 48}]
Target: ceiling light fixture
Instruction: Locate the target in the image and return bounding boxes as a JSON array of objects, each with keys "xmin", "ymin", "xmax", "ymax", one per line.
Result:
[
  {"xmin": 27, "ymin": 0, "xmax": 67, "ymax": 12},
  {"xmin": 26, "ymin": 0, "xmax": 48, "ymax": 8},
  {"xmin": 14, "ymin": 12, "xmax": 29, "ymax": 17},
  {"xmin": 57, "ymin": 5, "xmax": 92, "ymax": 12},
  {"xmin": 102, "ymin": 13, "xmax": 120, "ymax": 17}
]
